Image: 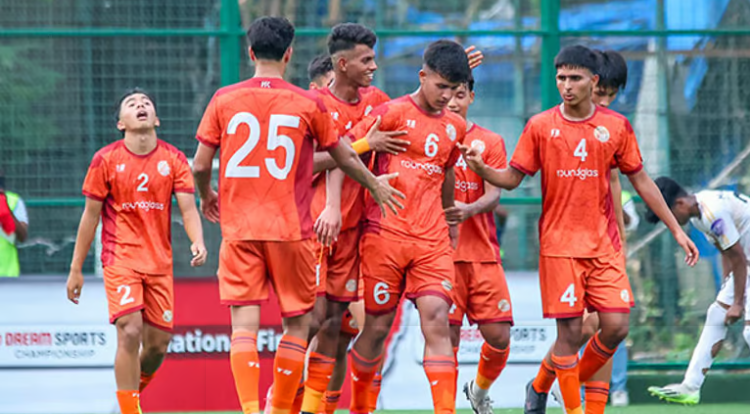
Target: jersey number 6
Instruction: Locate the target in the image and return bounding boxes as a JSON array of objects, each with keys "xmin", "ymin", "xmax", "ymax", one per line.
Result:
[{"xmin": 225, "ymin": 112, "xmax": 299, "ymax": 180}]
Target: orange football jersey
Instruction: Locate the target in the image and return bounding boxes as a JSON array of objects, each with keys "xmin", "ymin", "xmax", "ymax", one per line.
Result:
[
  {"xmin": 82, "ymin": 140, "xmax": 195, "ymax": 274},
  {"xmin": 196, "ymin": 78, "xmax": 340, "ymax": 241},
  {"xmin": 454, "ymin": 124, "xmax": 507, "ymax": 262},
  {"xmin": 510, "ymin": 105, "xmax": 643, "ymax": 258},
  {"xmin": 346, "ymin": 95, "xmax": 466, "ymax": 244},
  {"xmin": 310, "ymin": 86, "xmax": 390, "ymax": 230}
]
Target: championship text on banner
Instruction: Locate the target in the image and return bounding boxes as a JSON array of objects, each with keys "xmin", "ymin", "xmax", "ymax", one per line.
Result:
[{"xmin": 0, "ymin": 325, "xmax": 117, "ymax": 368}]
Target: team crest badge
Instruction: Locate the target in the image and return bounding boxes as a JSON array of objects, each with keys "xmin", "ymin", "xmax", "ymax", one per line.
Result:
[
  {"xmin": 498, "ymin": 299, "xmax": 511, "ymax": 312},
  {"xmin": 446, "ymin": 124, "xmax": 457, "ymax": 142},
  {"xmin": 345, "ymin": 279, "xmax": 357, "ymax": 293},
  {"xmin": 162, "ymin": 310, "xmax": 173, "ymax": 323},
  {"xmin": 594, "ymin": 126, "xmax": 610, "ymax": 143},
  {"xmin": 157, "ymin": 160, "xmax": 170, "ymax": 176},
  {"xmin": 471, "ymin": 139, "xmax": 486, "ymax": 154},
  {"xmin": 620, "ymin": 290, "xmax": 630, "ymax": 304}
]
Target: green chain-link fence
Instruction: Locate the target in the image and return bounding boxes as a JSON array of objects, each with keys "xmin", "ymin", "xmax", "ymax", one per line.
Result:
[{"xmin": 3, "ymin": 0, "xmax": 750, "ymax": 367}]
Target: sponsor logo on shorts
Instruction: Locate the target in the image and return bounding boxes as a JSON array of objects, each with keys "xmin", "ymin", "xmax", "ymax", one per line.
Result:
[
  {"xmin": 400, "ymin": 159, "xmax": 444, "ymax": 176},
  {"xmin": 498, "ymin": 299, "xmax": 511, "ymax": 312},
  {"xmin": 345, "ymin": 279, "xmax": 357, "ymax": 293},
  {"xmin": 556, "ymin": 168, "xmax": 599, "ymax": 180},
  {"xmin": 455, "ymin": 180, "xmax": 480, "ymax": 193},
  {"xmin": 162, "ymin": 310, "xmax": 173, "ymax": 323},
  {"xmin": 441, "ymin": 280, "xmax": 453, "ymax": 292},
  {"xmin": 594, "ymin": 126, "xmax": 610, "ymax": 142},
  {"xmin": 157, "ymin": 160, "xmax": 170, "ymax": 176},
  {"xmin": 121, "ymin": 201, "xmax": 165, "ymax": 212},
  {"xmin": 620, "ymin": 289, "xmax": 630, "ymax": 303}
]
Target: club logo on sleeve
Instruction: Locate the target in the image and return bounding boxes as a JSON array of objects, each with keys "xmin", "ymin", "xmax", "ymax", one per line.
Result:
[
  {"xmin": 470, "ymin": 139, "xmax": 486, "ymax": 155},
  {"xmin": 157, "ymin": 160, "xmax": 170, "ymax": 176},
  {"xmin": 711, "ymin": 219, "xmax": 725, "ymax": 237},
  {"xmin": 594, "ymin": 126, "xmax": 610, "ymax": 142},
  {"xmin": 498, "ymin": 299, "xmax": 511, "ymax": 312},
  {"xmin": 446, "ymin": 124, "xmax": 457, "ymax": 142},
  {"xmin": 364, "ymin": 105, "xmax": 373, "ymax": 116}
]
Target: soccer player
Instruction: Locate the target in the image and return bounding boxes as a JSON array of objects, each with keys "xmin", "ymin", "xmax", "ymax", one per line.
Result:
[
  {"xmin": 66, "ymin": 88, "xmax": 208, "ymax": 414},
  {"xmin": 460, "ymin": 45, "xmax": 699, "ymax": 414},
  {"xmin": 343, "ymin": 39, "xmax": 471, "ymax": 414},
  {"xmin": 443, "ymin": 73, "xmax": 512, "ymax": 414},
  {"xmin": 527, "ymin": 48, "xmax": 633, "ymax": 414},
  {"xmin": 191, "ymin": 16, "xmax": 403, "ymax": 414},
  {"xmin": 308, "ymin": 53, "xmax": 335, "ymax": 90},
  {"xmin": 646, "ymin": 177, "xmax": 750, "ymax": 405}
]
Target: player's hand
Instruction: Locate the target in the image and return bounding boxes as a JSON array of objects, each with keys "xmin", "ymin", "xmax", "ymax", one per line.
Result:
[
  {"xmin": 371, "ymin": 172, "xmax": 406, "ymax": 217},
  {"xmin": 444, "ymin": 202, "xmax": 471, "ymax": 226},
  {"xmin": 190, "ymin": 242, "xmax": 207, "ymax": 267},
  {"xmin": 465, "ymin": 45, "xmax": 484, "ymax": 70},
  {"xmin": 458, "ymin": 144, "xmax": 487, "ymax": 174},
  {"xmin": 314, "ymin": 205, "xmax": 342, "ymax": 247},
  {"xmin": 366, "ymin": 116, "xmax": 410, "ymax": 155},
  {"xmin": 725, "ymin": 303, "xmax": 743, "ymax": 325},
  {"xmin": 449, "ymin": 225, "xmax": 459, "ymax": 250},
  {"xmin": 674, "ymin": 230, "xmax": 699, "ymax": 266},
  {"xmin": 66, "ymin": 269, "xmax": 84, "ymax": 304},
  {"xmin": 200, "ymin": 189, "xmax": 220, "ymax": 223}
]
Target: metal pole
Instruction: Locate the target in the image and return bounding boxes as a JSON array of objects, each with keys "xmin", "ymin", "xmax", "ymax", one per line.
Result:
[
  {"xmin": 540, "ymin": 0, "xmax": 560, "ymax": 111},
  {"xmin": 220, "ymin": 0, "xmax": 241, "ymax": 86}
]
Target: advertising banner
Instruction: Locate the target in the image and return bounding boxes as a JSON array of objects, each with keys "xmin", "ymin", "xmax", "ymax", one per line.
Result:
[{"xmin": 0, "ymin": 324, "xmax": 117, "ymax": 368}]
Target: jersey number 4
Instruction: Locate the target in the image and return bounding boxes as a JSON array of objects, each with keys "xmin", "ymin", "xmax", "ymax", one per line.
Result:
[
  {"xmin": 225, "ymin": 113, "xmax": 299, "ymax": 180},
  {"xmin": 574, "ymin": 139, "xmax": 588, "ymax": 162}
]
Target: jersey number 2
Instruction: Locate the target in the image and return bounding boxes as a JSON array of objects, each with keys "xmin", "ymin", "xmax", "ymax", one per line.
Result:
[
  {"xmin": 225, "ymin": 113, "xmax": 299, "ymax": 180},
  {"xmin": 136, "ymin": 173, "xmax": 149, "ymax": 192}
]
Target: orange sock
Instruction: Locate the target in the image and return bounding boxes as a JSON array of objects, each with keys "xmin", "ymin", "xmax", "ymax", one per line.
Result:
[
  {"xmin": 578, "ymin": 334, "xmax": 616, "ymax": 383},
  {"xmin": 270, "ymin": 335, "xmax": 308, "ymax": 414},
  {"xmin": 139, "ymin": 371, "xmax": 155, "ymax": 392},
  {"xmin": 452, "ymin": 346, "xmax": 459, "ymax": 398},
  {"xmin": 368, "ymin": 371, "xmax": 382, "ymax": 412},
  {"xmin": 322, "ymin": 390, "xmax": 341, "ymax": 414},
  {"xmin": 301, "ymin": 352, "xmax": 336, "ymax": 413},
  {"xmin": 475, "ymin": 342, "xmax": 509, "ymax": 390},
  {"xmin": 291, "ymin": 379, "xmax": 305, "ymax": 414},
  {"xmin": 349, "ymin": 348, "xmax": 382, "ymax": 413},
  {"xmin": 531, "ymin": 357, "xmax": 557, "ymax": 394},
  {"xmin": 424, "ymin": 355, "xmax": 457, "ymax": 414},
  {"xmin": 116, "ymin": 390, "xmax": 142, "ymax": 414},
  {"xmin": 231, "ymin": 332, "xmax": 261, "ymax": 414},
  {"xmin": 551, "ymin": 354, "xmax": 583, "ymax": 414},
  {"xmin": 584, "ymin": 381, "xmax": 610, "ymax": 414}
]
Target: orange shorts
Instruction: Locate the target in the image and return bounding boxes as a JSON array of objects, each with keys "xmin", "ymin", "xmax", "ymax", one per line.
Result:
[
  {"xmin": 449, "ymin": 262, "xmax": 514, "ymax": 326},
  {"xmin": 360, "ymin": 233, "xmax": 454, "ymax": 315},
  {"xmin": 218, "ymin": 239, "xmax": 317, "ymax": 318},
  {"xmin": 340, "ymin": 308, "xmax": 360, "ymax": 336},
  {"xmin": 316, "ymin": 226, "xmax": 362, "ymax": 302},
  {"xmin": 539, "ymin": 251, "xmax": 634, "ymax": 319},
  {"xmin": 103, "ymin": 266, "xmax": 173, "ymax": 331}
]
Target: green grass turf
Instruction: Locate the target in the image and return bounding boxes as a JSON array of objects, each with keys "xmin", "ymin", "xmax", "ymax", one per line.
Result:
[{"xmin": 148, "ymin": 407, "xmax": 750, "ymax": 414}]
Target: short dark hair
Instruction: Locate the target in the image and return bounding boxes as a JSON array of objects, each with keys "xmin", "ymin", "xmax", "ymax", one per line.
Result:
[
  {"xmin": 423, "ymin": 40, "xmax": 471, "ymax": 84},
  {"xmin": 308, "ymin": 54, "xmax": 333, "ymax": 83},
  {"xmin": 645, "ymin": 176, "xmax": 688, "ymax": 224},
  {"xmin": 466, "ymin": 71, "xmax": 475, "ymax": 92},
  {"xmin": 327, "ymin": 23, "xmax": 377, "ymax": 55},
  {"xmin": 595, "ymin": 49, "xmax": 628, "ymax": 90},
  {"xmin": 246, "ymin": 16, "xmax": 295, "ymax": 61},
  {"xmin": 114, "ymin": 87, "xmax": 156, "ymax": 123},
  {"xmin": 554, "ymin": 45, "xmax": 599, "ymax": 75}
]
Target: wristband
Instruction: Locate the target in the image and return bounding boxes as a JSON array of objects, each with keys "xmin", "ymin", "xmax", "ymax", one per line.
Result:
[{"xmin": 351, "ymin": 138, "xmax": 371, "ymax": 155}]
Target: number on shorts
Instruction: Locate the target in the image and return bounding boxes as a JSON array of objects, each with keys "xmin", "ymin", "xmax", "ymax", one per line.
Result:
[
  {"xmin": 373, "ymin": 282, "xmax": 390, "ymax": 305},
  {"xmin": 117, "ymin": 285, "xmax": 135, "ymax": 306},
  {"xmin": 225, "ymin": 112, "xmax": 299, "ymax": 180},
  {"xmin": 560, "ymin": 283, "xmax": 578, "ymax": 307},
  {"xmin": 136, "ymin": 173, "xmax": 149, "ymax": 192}
]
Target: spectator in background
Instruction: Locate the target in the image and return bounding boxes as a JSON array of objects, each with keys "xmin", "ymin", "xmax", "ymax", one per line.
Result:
[{"xmin": 0, "ymin": 168, "xmax": 29, "ymax": 277}]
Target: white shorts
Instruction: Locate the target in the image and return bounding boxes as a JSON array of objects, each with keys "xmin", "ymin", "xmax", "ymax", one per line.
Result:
[{"xmin": 716, "ymin": 271, "xmax": 750, "ymax": 321}]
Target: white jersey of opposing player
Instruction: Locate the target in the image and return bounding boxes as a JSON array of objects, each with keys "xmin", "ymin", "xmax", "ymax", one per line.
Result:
[{"xmin": 690, "ymin": 190, "xmax": 750, "ymax": 256}]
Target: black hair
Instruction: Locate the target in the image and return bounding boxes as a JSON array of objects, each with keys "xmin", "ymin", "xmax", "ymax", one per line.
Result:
[
  {"xmin": 645, "ymin": 176, "xmax": 689, "ymax": 224},
  {"xmin": 114, "ymin": 87, "xmax": 156, "ymax": 123},
  {"xmin": 554, "ymin": 45, "xmax": 599, "ymax": 75},
  {"xmin": 466, "ymin": 71, "xmax": 475, "ymax": 92},
  {"xmin": 327, "ymin": 23, "xmax": 377, "ymax": 55},
  {"xmin": 423, "ymin": 40, "xmax": 471, "ymax": 84},
  {"xmin": 595, "ymin": 49, "xmax": 628, "ymax": 90},
  {"xmin": 246, "ymin": 16, "xmax": 295, "ymax": 61},
  {"xmin": 307, "ymin": 54, "xmax": 334, "ymax": 83}
]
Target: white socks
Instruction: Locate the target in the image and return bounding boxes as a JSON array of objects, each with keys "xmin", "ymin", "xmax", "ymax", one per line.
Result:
[
  {"xmin": 472, "ymin": 380, "xmax": 489, "ymax": 401},
  {"xmin": 683, "ymin": 302, "xmax": 728, "ymax": 390}
]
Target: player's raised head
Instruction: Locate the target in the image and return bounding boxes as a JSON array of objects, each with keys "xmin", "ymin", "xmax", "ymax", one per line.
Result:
[
  {"xmin": 246, "ymin": 16, "xmax": 295, "ymax": 63},
  {"xmin": 554, "ymin": 45, "xmax": 599, "ymax": 107},
  {"xmin": 307, "ymin": 53, "xmax": 334, "ymax": 90},
  {"xmin": 593, "ymin": 49, "xmax": 628, "ymax": 108},
  {"xmin": 419, "ymin": 40, "xmax": 471, "ymax": 112},
  {"xmin": 328, "ymin": 23, "xmax": 378, "ymax": 88},
  {"xmin": 645, "ymin": 176, "xmax": 691, "ymax": 225},
  {"xmin": 447, "ymin": 71, "xmax": 475, "ymax": 119},
  {"xmin": 114, "ymin": 87, "xmax": 159, "ymax": 134}
]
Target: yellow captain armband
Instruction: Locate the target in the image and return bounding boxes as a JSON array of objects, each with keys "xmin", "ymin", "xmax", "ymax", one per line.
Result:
[{"xmin": 351, "ymin": 138, "xmax": 371, "ymax": 155}]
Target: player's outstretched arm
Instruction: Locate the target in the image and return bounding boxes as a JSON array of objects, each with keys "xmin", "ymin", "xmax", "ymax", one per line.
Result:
[
  {"xmin": 176, "ymin": 192, "xmax": 207, "ymax": 267},
  {"xmin": 628, "ymin": 169, "xmax": 699, "ymax": 266},
  {"xmin": 192, "ymin": 143, "xmax": 219, "ymax": 223},
  {"xmin": 326, "ymin": 140, "xmax": 405, "ymax": 217},
  {"xmin": 459, "ymin": 144, "xmax": 524, "ymax": 190},
  {"xmin": 67, "ymin": 197, "xmax": 103, "ymax": 304},
  {"xmin": 445, "ymin": 183, "xmax": 501, "ymax": 226},
  {"xmin": 442, "ymin": 167, "xmax": 460, "ymax": 248},
  {"xmin": 314, "ymin": 168, "xmax": 344, "ymax": 247},
  {"xmin": 610, "ymin": 173, "xmax": 627, "ymax": 248},
  {"xmin": 721, "ymin": 242, "xmax": 747, "ymax": 325}
]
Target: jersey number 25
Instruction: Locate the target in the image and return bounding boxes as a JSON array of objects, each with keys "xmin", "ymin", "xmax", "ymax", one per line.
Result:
[{"xmin": 225, "ymin": 113, "xmax": 299, "ymax": 180}]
